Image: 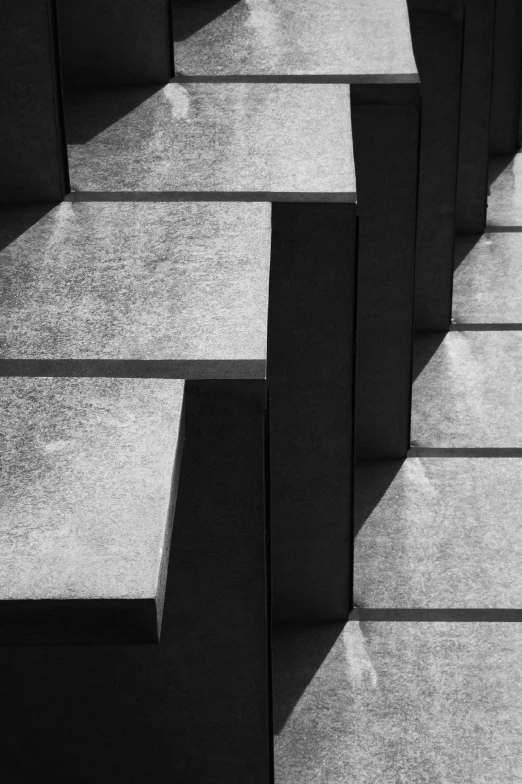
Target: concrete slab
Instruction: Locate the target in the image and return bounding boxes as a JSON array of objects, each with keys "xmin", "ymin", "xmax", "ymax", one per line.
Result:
[
  {"xmin": 0, "ymin": 202, "xmax": 270, "ymax": 378},
  {"xmin": 487, "ymin": 154, "xmax": 522, "ymax": 227},
  {"xmin": 0, "ymin": 0, "xmax": 68, "ymax": 202},
  {"xmin": 0, "ymin": 376, "xmax": 184, "ymax": 642},
  {"xmin": 412, "ymin": 332, "xmax": 522, "ymax": 447},
  {"xmin": 355, "ymin": 458, "xmax": 522, "ymax": 608},
  {"xmin": 172, "ymin": 0, "xmax": 418, "ymax": 80},
  {"xmin": 64, "ymin": 83, "xmax": 355, "ymax": 199},
  {"xmin": 453, "ymin": 232, "xmax": 522, "ymax": 323},
  {"xmin": 56, "ymin": 0, "xmax": 173, "ymax": 86},
  {"xmin": 274, "ymin": 622, "xmax": 522, "ymax": 784}
]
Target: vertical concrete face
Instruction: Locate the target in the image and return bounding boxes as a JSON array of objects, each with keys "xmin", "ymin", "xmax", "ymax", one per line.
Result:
[
  {"xmin": 409, "ymin": 1, "xmax": 464, "ymax": 332},
  {"xmin": 56, "ymin": 0, "xmax": 173, "ymax": 85},
  {"xmin": 0, "ymin": 0, "xmax": 68, "ymax": 202},
  {"xmin": 455, "ymin": 0, "xmax": 496, "ymax": 233},
  {"xmin": 268, "ymin": 204, "xmax": 357, "ymax": 621},
  {"xmin": 489, "ymin": 0, "xmax": 522, "ymax": 154},
  {"xmin": 351, "ymin": 83, "xmax": 421, "ymax": 460}
]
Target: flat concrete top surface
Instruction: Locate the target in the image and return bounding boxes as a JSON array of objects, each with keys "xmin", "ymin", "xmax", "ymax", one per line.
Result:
[
  {"xmin": 0, "ymin": 376, "xmax": 184, "ymax": 600},
  {"xmin": 173, "ymin": 0, "xmax": 418, "ymax": 80},
  {"xmin": 453, "ymin": 233, "xmax": 522, "ymax": 323},
  {"xmin": 412, "ymin": 332, "xmax": 522, "ymax": 447},
  {"xmin": 355, "ymin": 458, "xmax": 522, "ymax": 608},
  {"xmin": 65, "ymin": 83, "xmax": 356, "ymax": 199},
  {"xmin": 274, "ymin": 622, "xmax": 522, "ymax": 784},
  {"xmin": 487, "ymin": 154, "xmax": 522, "ymax": 227},
  {"xmin": 0, "ymin": 202, "xmax": 270, "ymax": 377}
]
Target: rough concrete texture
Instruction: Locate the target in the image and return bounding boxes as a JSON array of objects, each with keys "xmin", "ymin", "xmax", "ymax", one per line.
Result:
[
  {"xmin": 453, "ymin": 232, "xmax": 522, "ymax": 323},
  {"xmin": 274, "ymin": 622, "xmax": 522, "ymax": 784},
  {"xmin": 0, "ymin": 376, "xmax": 184, "ymax": 601},
  {"xmin": 65, "ymin": 83, "xmax": 356, "ymax": 198},
  {"xmin": 487, "ymin": 154, "xmax": 522, "ymax": 226},
  {"xmin": 354, "ymin": 458, "xmax": 522, "ymax": 608},
  {"xmin": 173, "ymin": 0, "xmax": 418, "ymax": 79},
  {"xmin": 412, "ymin": 332, "xmax": 522, "ymax": 447},
  {"xmin": 0, "ymin": 202, "xmax": 270, "ymax": 376}
]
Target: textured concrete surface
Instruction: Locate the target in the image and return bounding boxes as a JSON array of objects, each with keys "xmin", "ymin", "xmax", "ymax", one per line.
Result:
[
  {"xmin": 56, "ymin": 0, "xmax": 172, "ymax": 85},
  {"xmin": 0, "ymin": 202, "xmax": 270, "ymax": 376},
  {"xmin": 453, "ymin": 233, "xmax": 522, "ymax": 322},
  {"xmin": 487, "ymin": 154, "xmax": 522, "ymax": 227},
  {"xmin": 173, "ymin": 0, "xmax": 418, "ymax": 79},
  {"xmin": 355, "ymin": 458, "xmax": 522, "ymax": 608},
  {"xmin": 274, "ymin": 622, "xmax": 522, "ymax": 784},
  {"xmin": 65, "ymin": 83, "xmax": 355, "ymax": 198},
  {"xmin": 0, "ymin": 377, "xmax": 184, "ymax": 602},
  {"xmin": 412, "ymin": 332, "xmax": 522, "ymax": 446},
  {"xmin": 0, "ymin": 0, "xmax": 68, "ymax": 201}
]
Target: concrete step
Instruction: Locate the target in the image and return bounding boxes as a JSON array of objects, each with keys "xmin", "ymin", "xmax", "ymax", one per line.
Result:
[
  {"xmin": 273, "ymin": 622, "xmax": 522, "ymax": 783},
  {"xmin": 354, "ymin": 457, "xmax": 522, "ymax": 609},
  {"xmin": 453, "ymin": 232, "xmax": 522, "ymax": 323},
  {"xmin": 172, "ymin": 0, "xmax": 417, "ymax": 80},
  {"xmin": 411, "ymin": 331, "xmax": 522, "ymax": 448},
  {"xmin": 0, "ymin": 376, "xmax": 184, "ymax": 643},
  {"xmin": 64, "ymin": 82, "xmax": 355, "ymax": 199},
  {"xmin": 0, "ymin": 201, "xmax": 270, "ymax": 377},
  {"xmin": 487, "ymin": 154, "xmax": 522, "ymax": 228}
]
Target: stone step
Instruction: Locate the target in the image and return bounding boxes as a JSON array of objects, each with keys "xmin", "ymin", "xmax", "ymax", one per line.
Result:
[
  {"xmin": 453, "ymin": 232, "xmax": 522, "ymax": 323},
  {"xmin": 64, "ymin": 82, "xmax": 355, "ymax": 199},
  {"xmin": 354, "ymin": 457, "xmax": 522, "ymax": 609},
  {"xmin": 487, "ymin": 154, "xmax": 522, "ymax": 228},
  {"xmin": 0, "ymin": 376, "xmax": 184, "ymax": 643},
  {"xmin": 172, "ymin": 0, "xmax": 417, "ymax": 80},
  {"xmin": 273, "ymin": 622, "xmax": 522, "ymax": 783},
  {"xmin": 411, "ymin": 331, "xmax": 522, "ymax": 448},
  {"xmin": 0, "ymin": 201, "xmax": 270, "ymax": 377}
]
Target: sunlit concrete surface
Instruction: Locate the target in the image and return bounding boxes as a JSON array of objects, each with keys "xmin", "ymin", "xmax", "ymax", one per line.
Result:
[{"xmin": 486, "ymin": 154, "xmax": 522, "ymax": 226}]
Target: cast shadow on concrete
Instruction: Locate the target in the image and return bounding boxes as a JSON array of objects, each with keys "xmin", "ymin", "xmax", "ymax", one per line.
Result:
[
  {"xmin": 172, "ymin": 0, "xmax": 240, "ymax": 41},
  {"xmin": 411, "ymin": 330, "xmax": 447, "ymax": 382},
  {"xmin": 0, "ymin": 204, "xmax": 57, "ymax": 254},
  {"xmin": 353, "ymin": 458, "xmax": 405, "ymax": 540},
  {"xmin": 487, "ymin": 153, "xmax": 518, "ymax": 191},
  {"xmin": 63, "ymin": 87, "xmax": 162, "ymax": 144},
  {"xmin": 453, "ymin": 232, "xmax": 483, "ymax": 272},
  {"xmin": 272, "ymin": 622, "xmax": 344, "ymax": 735}
]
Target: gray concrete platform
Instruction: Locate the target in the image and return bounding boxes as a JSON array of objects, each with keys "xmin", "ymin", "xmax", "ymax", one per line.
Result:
[
  {"xmin": 412, "ymin": 331, "xmax": 522, "ymax": 447},
  {"xmin": 172, "ymin": 0, "xmax": 417, "ymax": 80},
  {"xmin": 354, "ymin": 458, "xmax": 522, "ymax": 608},
  {"xmin": 64, "ymin": 83, "xmax": 355, "ymax": 199},
  {"xmin": 453, "ymin": 232, "xmax": 522, "ymax": 323},
  {"xmin": 0, "ymin": 376, "xmax": 184, "ymax": 642},
  {"xmin": 274, "ymin": 622, "xmax": 522, "ymax": 784},
  {"xmin": 0, "ymin": 202, "xmax": 270, "ymax": 378},
  {"xmin": 487, "ymin": 154, "xmax": 522, "ymax": 227}
]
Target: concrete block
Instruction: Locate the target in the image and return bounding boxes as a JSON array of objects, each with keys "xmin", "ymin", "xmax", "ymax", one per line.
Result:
[
  {"xmin": 64, "ymin": 83, "xmax": 356, "ymax": 199},
  {"xmin": 0, "ymin": 0, "xmax": 69, "ymax": 202},
  {"xmin": 489, "ymin": 0, "xmax": 522, "ymax": 154},
  {"xmin": 56, "ymin": 0, "xmax": 173, "ymax": 85},
  {"xmin": 408, "ymin": 0, "xmax": 464, "ymax": 331},
  {"xmin": 273, "ymin": 622, "xmax": 522, "ymax": 783},
  {"xmin": 355, "ymin": 457, "xmax": 522, "ymax": 608},
  {"xmin": 453, "ymin": 232, "xmax": 522, "ymax": 323},
  {"xmin": 0, "ymin": 376, "xmax": 184, "ymax": 643},
  {"xmin": 268, "ymin": 204, "xmax": 357, "ymax": 621},
  {"xmin": 412, "ymin": 331, "xmax": 522, "ymax": 447},
  {"xmin": 0, "ymin": 202, "xmax": 270, "ymax": 378},
  {"xmin": 172, "ymin": 0, "xmax": 418, "ymax": 79}
]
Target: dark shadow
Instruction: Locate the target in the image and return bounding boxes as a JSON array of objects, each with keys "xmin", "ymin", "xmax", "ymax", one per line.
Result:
[
  {"xmin": 453, "ymin": 232, "xmax": 483, "ymax": 271},
  {"xmin": 172, "ymin": 0, "xmax": 241, "ymax": 42},
  {"xmin": 272, "ymin": 622, "xmax": 344, "ymax": 734},
  {"xmin": 487, "ymin": 153, "xmax": 518, "ymax": 191},
  {"xmin": 411, "ymin": 330, "xmax": 447, "ymax": 382},
  {"xmin": 0, "ymin": 204, "xmax": 57, "ymax": 254},
  {"xmin": 63, "ymin": 87, "xmax": 162, "ymax": 144},
  {"xmin": 353, "ymin": 459, "xmax": 405, "ymax": 539}
]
